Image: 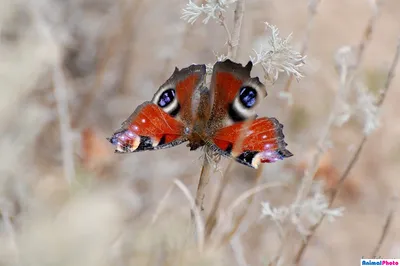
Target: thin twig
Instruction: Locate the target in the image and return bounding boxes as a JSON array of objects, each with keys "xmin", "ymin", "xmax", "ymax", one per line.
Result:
[
  {"xmin": 293, "ymin": 53, "xmax": 348, "ymax": 208},
  {"xmin": 293, "ymin": 36, "xmax": 400, "ymax": 265},
  {"xmin": 355, "ymin": 0, "xmax": 382, "ymax": 68},
  {"xmin": 218, "ymin": 12, "xmax": 233, "ymax": 54},
  {"xmin": 53, "ymin": 63, "xmax": 76, "ymax": 186},
  {"xmin": 205, "ymin": 161, "xmax": 234, "ymax": 238},
  {"xmin": 151, "ymin": 184, "xmax": 175, "ymax": 225},
  {"xmin": 203, "ymin": 0, "xmax": 247, "ymax": 237},
  {"xmin": 219, "ymin": 165, "xmax": 264, "ymax": 245},
  {"xmin": 225, "ymin": 181, "xmax": 286, "ymax": 215},
  {"xmin": 371, "ymin": 208, "xmax": 394, "ymax": 257},
  {"xmin": 174, "ymin": 179, "xmax": 205, "ymax": 252},
  {"xmin": 229, "ymin": 0, "xmax": 245, "ymax": 59},
  {"xmin": 30, "ymin": 3, "xmax": 76, "ymax": 185},
  {"xmin": 283, "ymin": 0, "xmax": 322, "ymax": 94},
  {"xmin": 195, "ymin": 149, "xmax": 212, "ymax": 214},
  {"xmin": 230, "ymin": 236, "xmax": 249, "ymax": 266}
]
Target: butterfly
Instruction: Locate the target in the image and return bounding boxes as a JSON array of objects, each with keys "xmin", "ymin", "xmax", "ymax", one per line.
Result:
[{"xmin": 107, "ymin": 59, "xmax": 293, "ymax": 169}]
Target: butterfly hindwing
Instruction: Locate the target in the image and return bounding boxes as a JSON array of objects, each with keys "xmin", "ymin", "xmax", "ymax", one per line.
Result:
[
  {"xmin": 108, "ymin": 64, "xmax": 206, "ymax": 153},
  {"xmin": 211, "ymin": 117, "xmax": 293, "ymax": 168},
  {"xmin": 108, "ymin": 102, "xmax": 186, "ymax": 153}
]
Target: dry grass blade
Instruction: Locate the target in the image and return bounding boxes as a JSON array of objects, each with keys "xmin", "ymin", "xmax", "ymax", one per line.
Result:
[
  {"xmin": 205, "ymin": 161, "xmax": 233, "ymax": 238},
  {"xmin": 293, "ymin": 35, "xmax": 400, "ymax": 265},
  {"xmin": 219, "ymin": 165, "xmax": 265, "ymax": 245},
  {"xmin": 151, "ymin": 184, "xmax": 175, "ymax": 225},
  {"xmin": 226, "ymin": 181, "xmax": 286, "ymax": 215},
  {"xmin": 174, "ymin": 179, "xmax": 205, "ymax": 252},
  {"xmin": 230, "ymin": 236, "xmax": 248, "ymax": 266}
]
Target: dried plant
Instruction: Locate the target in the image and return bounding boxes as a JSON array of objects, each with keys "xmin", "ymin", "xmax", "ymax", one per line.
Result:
[{"xmin": 250, "ymin": 23, "xmax": 306, "ymax": 84}]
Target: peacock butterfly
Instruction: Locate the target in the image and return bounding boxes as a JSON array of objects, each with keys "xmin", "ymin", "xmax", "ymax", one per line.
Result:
[{"xmin": 107, "ymin": 59, "xmax": 293, "ymax": 169}]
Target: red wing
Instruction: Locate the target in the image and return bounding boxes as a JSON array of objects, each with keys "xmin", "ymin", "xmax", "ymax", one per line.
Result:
[
  {"xmin": 211, "ymin": 117, "xmax": 293, "ymax": 168},
  {"xmin": 108, "ymin": 103, "xmax": 187, "ymax": 153},
  {"xmin": 108, "ymin": 64, "xmax": 206, "ymax": 153},
  {"xmin": 151, "ymin": 64, "xmax": 206, "ymax": 126},
  {"xmin": 207, "ymin": 59, "xmax": 266, "ymax": 130}
]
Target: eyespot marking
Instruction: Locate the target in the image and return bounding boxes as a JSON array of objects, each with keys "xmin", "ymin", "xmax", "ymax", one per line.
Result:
[
  {"xmin": 157, "ymin": 88, "xmax": 176, "ymax": 108},
  {"xmin": 239, "ymin": 86, "xmax": 257, "ymax": 108}
]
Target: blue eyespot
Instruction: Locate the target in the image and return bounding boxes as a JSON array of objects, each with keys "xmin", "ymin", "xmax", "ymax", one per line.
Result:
[
  {"xmin": 158, "ymin": 89, "xmax": 176, "ymax": 107},
  {"xmin": 239, "ymin": 87, "xmax": 257, "ymax": 108}
]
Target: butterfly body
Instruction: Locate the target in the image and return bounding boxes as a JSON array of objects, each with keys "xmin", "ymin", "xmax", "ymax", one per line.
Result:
[{"xmin": 108, "ymin": 59, "xmax": 293, "ymax": 169}]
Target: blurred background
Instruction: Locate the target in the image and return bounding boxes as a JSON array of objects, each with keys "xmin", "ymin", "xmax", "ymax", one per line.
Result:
[{"xmin": 0, "ymin": 0, "xmax": 400, "ymax": 265}]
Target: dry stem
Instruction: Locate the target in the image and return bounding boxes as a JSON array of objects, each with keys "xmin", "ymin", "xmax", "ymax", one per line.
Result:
[
  {"xmin": 30, "ymin": 3, "xmax": 76, "ymax": 185},
  {"xmin": 174, "ymin": 179, "xmax": 205, "ymax": 252},
  {"xmin": 293, "ymin": 36, "xmax": 400, "ymax": 265},
  {"xmin": 198, "ymin": 0, "xmax": 246, "ymax": 237},
  {"xmin": 195, "ymin": 151, "xmax": 212, "ymax": 214},
  {"xmin": 283, "ymin": 0, "xmax": 322, "ymax": 94},
  {"xmin": 371, "ymin": 207, "xmax": 394, "ymax": 257},
  {"xmin": 53, "ymin": 63, "xmax": 76, "ymax": 186},
  {"xmin": 229, "ymin": 0, "xmax": 245, "ymax": 59},
  {"xmin": 219, "ymin": 165, "xmax": 264, "ymax": 245},
  {"xmin": 151, "ymin": 184, "xmax": 175, "ymax": 225}
]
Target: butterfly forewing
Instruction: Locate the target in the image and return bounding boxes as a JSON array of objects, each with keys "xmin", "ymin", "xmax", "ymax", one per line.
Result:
[
  {"xmin": 108, "ymin": 63, "xmax": 206, "ymax": 153},
  {"xmin": 108, "ymin": 103, "xmax": 186, "ymax": 153}
]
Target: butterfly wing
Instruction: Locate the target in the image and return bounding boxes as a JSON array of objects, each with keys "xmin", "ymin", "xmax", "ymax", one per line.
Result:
[
  {"xmin": 108, "ymin": 64, "xmax": 206, "ymax": 153},
  {"xmin": 207, "ymin": 59, "xmax": 292, "ymax": 168},
  {"xmin": 210, "ymin": 117, "xmax": 292, "ymax": 168},
  {"xmin": 207, "ymin": 59, "xmax": 266, "ymax": 127}
]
